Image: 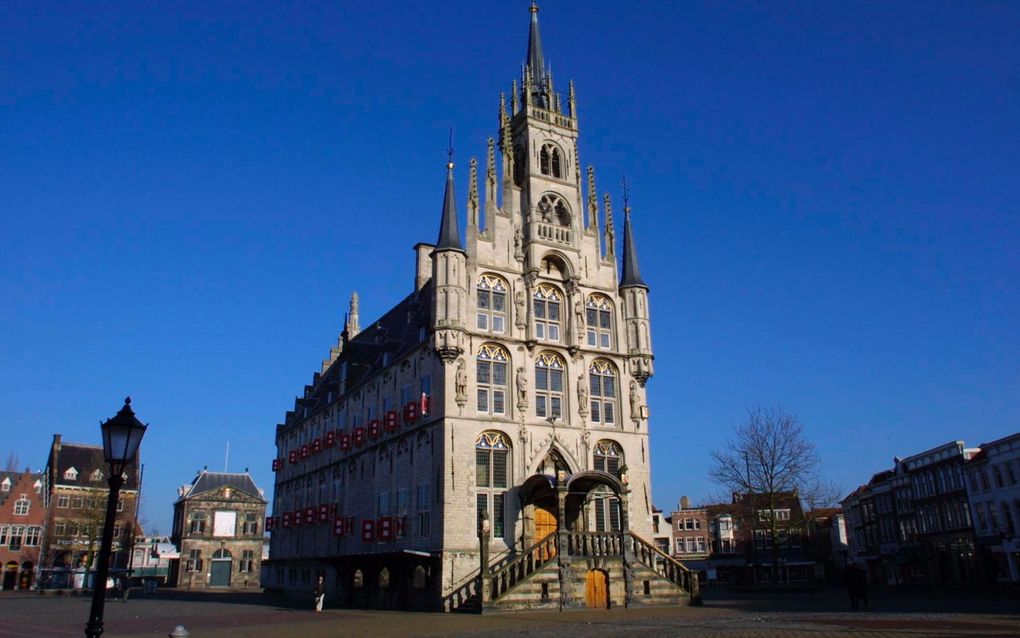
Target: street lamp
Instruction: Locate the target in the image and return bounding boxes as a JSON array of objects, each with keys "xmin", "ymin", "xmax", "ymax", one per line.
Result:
[{"xmin": 85, "ymin": 397, "xmax": 147, "ymax": 638}]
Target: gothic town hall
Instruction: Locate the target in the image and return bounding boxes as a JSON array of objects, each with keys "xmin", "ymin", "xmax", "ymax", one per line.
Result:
[{"xmin": 264, "ymin": 5, "xmax": 698, "ymax": 611}]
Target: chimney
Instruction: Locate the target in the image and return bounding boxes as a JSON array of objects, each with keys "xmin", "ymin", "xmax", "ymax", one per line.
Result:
[
  {"xmin": 680, "ymin": 495, "xmax": 690, "ymax": 509},
  {"xmin": 413, "ymin": 243, "xmax": 435, "ymax": 291}
]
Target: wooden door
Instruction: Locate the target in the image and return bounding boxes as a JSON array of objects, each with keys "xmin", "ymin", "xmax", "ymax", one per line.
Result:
[
  {"xmin": 584, "ymin": 569, "xmax": 609, "ymax": 609},
  {"xmin": 210, "ymin": 559, "xmax": 232, "ymax": 587},
  {"xmin": 534, "ymin": 505, "xmax": 557, "ymax": 559}
]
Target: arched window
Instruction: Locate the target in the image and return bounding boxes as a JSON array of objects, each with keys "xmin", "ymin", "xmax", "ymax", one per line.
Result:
[
  {"xmin": 589, "ymin": 360, "xmax": 617, "ymax": 426},
  {"xmin": 540, "ymin": 143, "xmax": 563, "ymax": 178},
  {"xmin": 476, "ymin": 274, "xmax": 508, "ymax": 334},
  {"xmin": 476, "ymin": 431, "xmax": 511, "ymax": 538},
  {"xmin": 476, "ymin": 344, "xmax": 509, "ymax": 416},
  {"xmin": 593, "ymin": 440, "xmax": 623, "ymax": 532},
  {"xmin": 533, "ymin": 285, "xmax": 562, "ymax": 342},
  {"xmin": 537, "ymin": 193, "xmax": 570, "ymax": 227},
  {"xmin": 586, "ymin": 295, "xmax": 613, "ymax": 349},
  {"xmin": 535, "ymin": 352, "xmax": 565, "ymax": 419}
]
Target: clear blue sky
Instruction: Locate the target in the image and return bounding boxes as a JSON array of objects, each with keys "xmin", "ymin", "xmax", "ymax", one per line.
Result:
[{"xmin": 2, "ymin": 1, "xmax": 1017, "ymax": 533}]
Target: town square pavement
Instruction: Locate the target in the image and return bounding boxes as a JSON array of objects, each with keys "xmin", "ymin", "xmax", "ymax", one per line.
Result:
[{"xmin": 0, "ymin": 586, "xmax": 1017, "ymax": 637}]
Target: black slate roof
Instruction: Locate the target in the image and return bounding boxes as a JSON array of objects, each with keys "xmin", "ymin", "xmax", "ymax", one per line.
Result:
[
  {"xmin": 53, "ymin": 442, "xmax": 140, "ymax": 490},
  {"xmin": 182, "ymin": 470, "xmax": 265, "ymax": 502}
]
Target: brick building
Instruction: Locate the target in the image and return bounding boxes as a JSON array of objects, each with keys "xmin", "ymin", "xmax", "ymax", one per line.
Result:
[
  {"xmin": 263, "ymin": 4, "xmax": 696, "ymax": 612},
  {"xmin": 0, "ymin": 470, "xmax": 45, "ymax": 590},
  {"xmin": 39, "ymin": 435, "xmax": 141, "ymax": 588},
  {"xmin": 170, "ymin": 469, "xmax": 267, "ymax": 590}
]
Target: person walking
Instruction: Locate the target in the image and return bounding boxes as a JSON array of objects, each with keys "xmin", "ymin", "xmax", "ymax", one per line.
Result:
[{"xmin": 313, "ymin": 576, "xmax": 325, "ymax": 613}]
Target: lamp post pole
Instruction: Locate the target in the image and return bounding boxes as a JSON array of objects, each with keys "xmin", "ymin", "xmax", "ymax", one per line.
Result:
[
  {"xmin": 83, "ymin": 397, "xmax": 147, "ymax": 638},
  {"xmin": 84, "ymin": 472, "xmax": 124, "ymax": 638}
]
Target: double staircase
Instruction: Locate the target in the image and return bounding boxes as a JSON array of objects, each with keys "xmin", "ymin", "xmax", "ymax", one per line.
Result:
[{"xmin": 445, "ymin": 530, "xmax": 699, "ymax": 612}]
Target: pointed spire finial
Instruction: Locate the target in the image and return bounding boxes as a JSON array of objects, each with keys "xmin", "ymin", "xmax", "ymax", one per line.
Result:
[
  {"xmin": 622, "ymin": 176, "xmax": 631, "ymax": 214},
  {"xmin": 436, "ymin": 140, "xmax": 465, "ymax": 252},
  {"xmin": 620, "ymin": 189, "xmax": 649, "ymax": 290},
  {"xmin": 604, "ymin": 192, "xmax": 616, "ymax": 257},
  {"xmin": 525, "ymin": 0, "xmax": 547, "ymax": 107}
]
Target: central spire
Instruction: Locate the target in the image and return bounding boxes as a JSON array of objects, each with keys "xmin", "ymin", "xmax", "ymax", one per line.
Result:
[{"xmin": 526, "ymin": 2, "xmax": 546, "ymax": 88}]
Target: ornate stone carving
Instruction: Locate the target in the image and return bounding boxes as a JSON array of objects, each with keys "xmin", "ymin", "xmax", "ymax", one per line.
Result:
[
  {"xmin": 514, "ymin": 282, "xmax": 527, "ymax": 329},
  {"xmin": 629, "ymin": 379, "xmax": 643, "ymax": 421},
  {"xmin": 515, "ymin": 366, "xmax": 529, "ymax": 410},
  {"xmin": 577, "ymin": 372, "xmax": 589, "ymax": 417},
  {"xmin": 433, "ymin": 328, "xmax": 463, "ymax": 363},
  {"xmin": 454, "ymin": 358, "xmax": 468, "ymax": 407},
  {"xmin": 513, "ymin": 224, "xmax": 524, "ymax": 262}
]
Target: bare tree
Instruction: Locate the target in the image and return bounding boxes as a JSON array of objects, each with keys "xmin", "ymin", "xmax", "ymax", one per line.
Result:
[
  {"xmin": 709, "ymin": 405, "xmax": 835, "ymax": 583},
  {"xmin": 5, "ymin": 450, "xmax": 19, "ymax": 471}
]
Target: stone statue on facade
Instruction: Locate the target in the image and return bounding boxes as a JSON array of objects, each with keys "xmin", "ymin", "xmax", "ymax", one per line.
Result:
[
  {"xmin": 515, "ymin": 284, "xmax": 527, "ymax": 329},
  {"xmin": 629, "ymin": 379, "xmax": 642, "ymax": 420},
  {"xmin": 516, "ymin": 366, "xmax": 528, "ymax": 410},
  {"xmin": 577, "ymin": 372, "xmax": 589, "ymax": 416},
  {"xmin": 513, "ymin": 223, "xmax": 524, "ymax": 261},
  {"xmin": 455, "ymin": 359, "xmax": 468, "ymax": 407},
  {"xmin": 574, "ymin": 299, "xmax": 585, "ymax": 345}
]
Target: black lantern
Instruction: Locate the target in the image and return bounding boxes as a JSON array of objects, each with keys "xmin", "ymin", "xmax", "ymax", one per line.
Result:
[{"xmin": 101, "ymin": 397, "xmax": 147, "ymax": 477}]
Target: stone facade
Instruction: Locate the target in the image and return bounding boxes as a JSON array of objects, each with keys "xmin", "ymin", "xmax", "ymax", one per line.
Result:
[
  {"xmin": 264, "ymin": 5, "xmax": 693, "ymax": 611},
  {"xmin": 170, "ymin": 470, "xmax": 267, "ymax": 590},
  {"xmin": 964, "ymin": 433, "xmax": 1020, "ymax": 584}
]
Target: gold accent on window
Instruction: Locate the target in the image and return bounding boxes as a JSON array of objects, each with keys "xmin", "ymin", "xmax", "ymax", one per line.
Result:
[
  {"xmin": 593, "ymin": 440, "xmax": 623, "ymax": 458},
  {"xmin": 586, "ymin": 294, "xmax": 612, "ymax": 310},
  {"xmin": 477, "ymin": 274, "xmax": 508, "ymax": 291},
  {"xmin": 589, "ymin": 359, "xmax": 615, "ymax": 375},
  {"xmin": 476, "ymin": 431, "xmax": 511, "ymax": 449},
  {"xmin": 477, "ymin": 344, "xmax": 509, "ymax": 361},
  {"xmin": 534, "ymin": 284, "xmax": 561, "ymax": 300},
  {"xmin": 536, "ymin": 351, "xmax": 565, "ymax": 368}
]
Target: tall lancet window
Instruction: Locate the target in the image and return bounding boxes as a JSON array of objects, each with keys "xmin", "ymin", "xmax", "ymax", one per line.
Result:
[
  {"xmin": 476, "ymin": 344, "xmax": 509, "ymax": 416},
  {"xmin": 533, "ymin": 284, "xmax": 562, "ymax": 342},
  {"xmin": 593, "ymin": 440, "xmax": 623, "ymax": 532},
  {"xmin": 586, "ymin": 294, "xmax": 613, "ymax": 349},
  {"xmin": 535, "ymin": 352, "xmax": 565, "ymax": 419},
  {"xmin": 476, "ymin": 274, "xmax": 508, "ymax": 334},
  {"xmin": 476, "ymin": 431, "xmax": 511, "ymax": 537},
  {"xmin": 588, "ymin": 359, "xmax": 617, "ymax": 427},
  {"xmin": 540, "ymin": 143, "xmax": 563, "ymax": 179}
]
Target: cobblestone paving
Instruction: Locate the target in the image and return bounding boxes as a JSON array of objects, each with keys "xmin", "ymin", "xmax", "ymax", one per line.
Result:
[{"xmin": 0, "ymin": 588, "xmax": 1017, "ymax": 638}]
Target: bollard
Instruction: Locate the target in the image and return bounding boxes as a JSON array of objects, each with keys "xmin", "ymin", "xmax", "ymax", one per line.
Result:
[{"xmin": 168, "ymin": 625, "xmax": 190, "ymax": 638}]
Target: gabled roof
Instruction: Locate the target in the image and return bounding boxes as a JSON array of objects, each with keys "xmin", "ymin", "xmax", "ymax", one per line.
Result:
[{"xmin": 180, "ymin": 470, "xmax": 265, "ymax": 503}]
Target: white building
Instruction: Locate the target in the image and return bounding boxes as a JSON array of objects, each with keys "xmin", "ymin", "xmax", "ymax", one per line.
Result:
[
  {"xmin": 263, "ymin": 4, "xmax": 696, "ymax": 611},
  {"xmin": 964, "ymin": 433, "xmax": 1020, "ymax": 583}
]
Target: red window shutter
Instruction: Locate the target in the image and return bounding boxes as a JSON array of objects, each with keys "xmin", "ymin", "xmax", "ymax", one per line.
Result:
[
  {"xmin": 361, "ymin": 519, "xmax": 375, "ymax": 543},
  {"xmin": 353, "ymin": 428, "xmax": 365, "ymax": 446},
  {"xmin": 340, "ymin": 434, "xmax": 351, "ymax": 450},
  {"xmin": 300, "ymin": 444, "xmax": 309, "ymax": 459},
  {"xmin": 368, "ymin": 419, "xmax": 380, "ymax": 438},
  {"xmin": 289, "ymin": 451, "xmax": 298, "ymax": 464},
  {"xmin": 312, "ymin": 438, "xmax": 322, "ymax": 453},
  {"xmin": 265, "ymin": 516, "xmax": 274, "ymax": 531},
  {"xmin": 325, "ymin": 431, "xmax": 336, "ymax": 447},
  {"xmin": 378, "ymin": 516, "xmax": 393, "ymax": 541},
  {"xmin": 385, "ymin": 411, "xmax": 398, "ymax": 432}
]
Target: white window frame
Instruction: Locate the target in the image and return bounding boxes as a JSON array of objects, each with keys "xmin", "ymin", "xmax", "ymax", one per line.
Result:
[
  {"xmin": 586, "ymin": 295, "xmax": 613, "ymax": 349},
  {"xmin": 533, "ymin": 285, "xmax": 562, "ymax": 342},
  {"xmin": 476, "ymin": 344, "xmax": 509, "ymax": 416},
  {"xmin": 476, "ymin": 275, "xmax": 508, "ymax": 334}
]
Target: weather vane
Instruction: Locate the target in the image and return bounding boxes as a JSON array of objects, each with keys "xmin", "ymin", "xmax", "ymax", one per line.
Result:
[{"xmin": 447, "ymin": 127, "xmax": 455, "ymax": 167}]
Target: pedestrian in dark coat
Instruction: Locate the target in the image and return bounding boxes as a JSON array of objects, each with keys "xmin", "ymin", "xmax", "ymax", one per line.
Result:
[{"xmin": 313, "ymin": 576, "xmax": 325, "ymax": 612}]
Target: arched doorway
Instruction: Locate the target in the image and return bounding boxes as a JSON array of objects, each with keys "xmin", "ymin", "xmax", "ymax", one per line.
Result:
[
  {"xmin": 3, "ymin": 562, "xmax": 17, "ymax": 590},
  {"xmin": 584, "ymin": 569, "xmax": 609, "ymax": 609},
  {"xmin": 210, "ymin": 549, "xmax": 232, "ymax": 587},
  {"xmin": 19, "ymin": 562, "xmax": 34, "ymax": 590}
]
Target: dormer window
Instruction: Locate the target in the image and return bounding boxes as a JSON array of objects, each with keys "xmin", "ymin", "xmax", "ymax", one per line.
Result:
[
  {"xmin": 90, "ymin": 469, "xmax": 103, "ymax": 482},
  {"xmin": 0, "ymin": 478, "xmax": 10, "ymax": 492},
  {"xmin": 64, "ymin": 467, "xmax": 78, "ymax": 481}
]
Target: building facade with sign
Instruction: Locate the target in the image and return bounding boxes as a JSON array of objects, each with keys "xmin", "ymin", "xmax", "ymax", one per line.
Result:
[
  {"xmin": 169, "ymin": 470, "xmax": 267, "ymax": 590},
  {"xmin": 263, "ymin": 5, "xmax": 697, "ymax": 612},
  {"xmin": 39, "ymin": 435, "xmax": 141, "ymax": 588}
]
